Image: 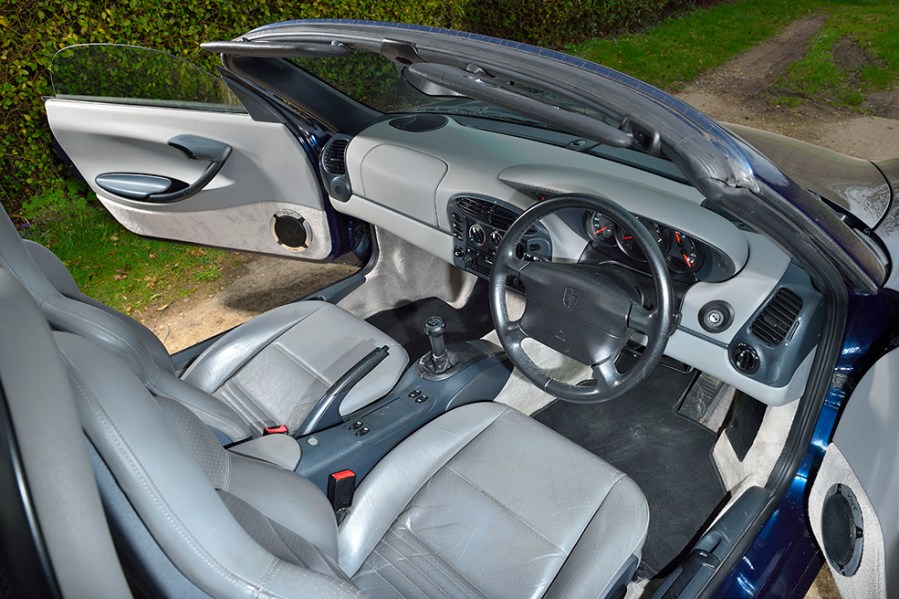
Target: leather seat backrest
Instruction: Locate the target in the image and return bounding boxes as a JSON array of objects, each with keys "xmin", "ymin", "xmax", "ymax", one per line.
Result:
[
  {"xmin": 55, "ymin": 330, "xmax": 363, "ymax": 599},
  {"xmin": 0, "ymin": 206, "xmax": 174, "ymax": 384}
]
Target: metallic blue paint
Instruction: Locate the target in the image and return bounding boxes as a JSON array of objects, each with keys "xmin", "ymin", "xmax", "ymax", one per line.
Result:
[{"xmin": 714, "ymin": 289, "xmax": 899, "ymax": 597}]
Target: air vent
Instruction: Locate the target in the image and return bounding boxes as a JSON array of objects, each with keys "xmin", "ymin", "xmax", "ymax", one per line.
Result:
[
  {"xmin": 454, "ymin": 197, "xmax": 520, "ymax": 232},
  {"xmin": 750, "ymin": 287, "xmax": 802, "ymax": 346},
  {"xmin": 490, "ymin": 205, "xmax": 518, "ymax": 230},
  {"xmin": 322, "ymin": 138, "xmax": 349, "ymax": 175}
]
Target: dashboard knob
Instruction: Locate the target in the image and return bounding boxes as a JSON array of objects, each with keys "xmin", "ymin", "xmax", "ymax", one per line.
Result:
[
  {"xmin": 731, "ymin": 342, "xmax": 760, "ymax": 375},
  {"xmin": 463, "ymin": 254, "xmax": 474, "ymax": 266},
  {"xmin": 468, "ymin": 224, "xmax": 486, "ymax": 246}
]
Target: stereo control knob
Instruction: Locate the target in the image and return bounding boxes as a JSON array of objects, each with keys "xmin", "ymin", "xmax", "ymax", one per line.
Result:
[{"xmin": 463, "ymin": 253, "xmax": 474, "ymax": 267}]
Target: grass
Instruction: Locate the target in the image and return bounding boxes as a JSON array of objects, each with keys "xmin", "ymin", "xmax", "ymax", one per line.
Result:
[
  {"xmin": 569, "ymin": 0, "xmax": 825, "ymax": 90},
  {"xmin": 18, "ymin": 180, "xmax": 237, "ymax": 314},
  {"xmin": 774, "ymin": 3, "xmax": 899, "ymax": 110}
]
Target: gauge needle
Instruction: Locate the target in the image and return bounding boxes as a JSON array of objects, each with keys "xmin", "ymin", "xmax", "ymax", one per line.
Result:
[
  {"xmin": 675, "ymin": 231, "xmax": 682, "ymax": 244},
  {"xmin": 682, "ymin": 252, "xmax": 693, "ymax": 267},
  {"xmin": 595, "ymin": 226, "xmax": 608, "ymax": 234},
  {"xmin": 622, "ymin": 235, "xmax": 633, "ymax": 240}
]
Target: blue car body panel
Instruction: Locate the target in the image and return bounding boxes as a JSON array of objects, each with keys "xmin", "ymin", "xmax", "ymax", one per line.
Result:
[{"xmin": 715, "ymin": 290, "xmax": 899, "ymax": 597}]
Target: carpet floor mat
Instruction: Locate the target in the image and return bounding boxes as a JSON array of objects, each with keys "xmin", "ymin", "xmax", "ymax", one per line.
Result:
[
  {"xmin": 365, "ymin": 281, "xmax": 494, "ymax": 360},
  {"xmin": 534, "ymin": 362, "xmax": 726, "ymax": 578}
]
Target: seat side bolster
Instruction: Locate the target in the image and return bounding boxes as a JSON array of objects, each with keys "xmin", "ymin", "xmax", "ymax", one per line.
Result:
[
  {"xmin": 56, "ymin": 333, "xmax": 362, "ymax": 599},
  {"xmin": 543, "ymin": 475, "xmax": 650, "ymax": 599},
  {"xmin": 338, "ymin": 402, "xmax": 509, "ymax": 576},
  {"xmin": 23, "ymin": 239, "xmax": 174, "ymax": 373},
  {"xmin": 227, "ymin": 456, "xmax": 340, "ymax": 560},
  {"xmin": 181, "ymin": 301, "xmax": 327, "ymax": 392},
  {"xmin": 153, "ymin": 370, "xmax": 253, "ymax": 442},
  {"xmin": 0, "ymin": 217, "xmax": 170, "ymax": 383}
]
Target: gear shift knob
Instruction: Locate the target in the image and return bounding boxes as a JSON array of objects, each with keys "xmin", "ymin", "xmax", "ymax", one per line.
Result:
[{"xmin": 424, "ymin": 315, "xmax": 449, "ymax": 373}]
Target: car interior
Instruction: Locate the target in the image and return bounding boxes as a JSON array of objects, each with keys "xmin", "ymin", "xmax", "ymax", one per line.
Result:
[{"xmin": 0, "ymin": 31, "xmax": 831, "ymax": 599}]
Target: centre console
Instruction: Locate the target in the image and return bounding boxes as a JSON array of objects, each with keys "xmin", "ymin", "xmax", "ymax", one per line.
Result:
[
  {"xmin": 448, "ymin": 195, "xmax": 552, "ymax": 279},
  {"xmin": 295, "ymin": 338, "xmax": 512, "ymax": 492}
]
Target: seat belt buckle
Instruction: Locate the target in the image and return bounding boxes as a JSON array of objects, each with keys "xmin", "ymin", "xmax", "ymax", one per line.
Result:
[
  {"xmin": 328, "ymin": 469, "xmax": 356, "ymax": 512},
  {"xmin": 263, "ymin": 424, "xmax": 289, "ymax": 435}
]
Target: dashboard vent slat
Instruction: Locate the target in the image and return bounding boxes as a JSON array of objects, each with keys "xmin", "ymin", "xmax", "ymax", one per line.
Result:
[
  {"xmin": 489, "ymin": 205, "xmax": 518, "ymax": 230},
  {"xmin": 751, "ymin": 288, "xmax": 802, "ymax": 346},
  {"xmin": 322, "ymin": 138, "xmax": 349, "ymax": 175},
  {"xmin": 455, "ymin": 197, "xmax": 520, "ymax": 232}
]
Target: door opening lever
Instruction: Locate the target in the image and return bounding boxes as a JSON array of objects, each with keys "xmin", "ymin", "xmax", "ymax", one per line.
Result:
[{"xmin": 95, "ymin": 134, "xmax": 232, "ymax": 203}]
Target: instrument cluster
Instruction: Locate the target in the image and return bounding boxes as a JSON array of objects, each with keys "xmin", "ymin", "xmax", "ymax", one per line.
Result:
[{"xmin": 583, "ymin": 211, "xmax": 705, "ymax": 275}]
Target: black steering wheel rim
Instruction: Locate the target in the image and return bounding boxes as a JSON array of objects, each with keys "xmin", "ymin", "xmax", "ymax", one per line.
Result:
[{"xmin": 489, "ymin": 194, "xmax": 676, "ymax": 403}]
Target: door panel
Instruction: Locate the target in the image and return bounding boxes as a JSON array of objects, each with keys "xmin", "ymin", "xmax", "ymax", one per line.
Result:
[
  {"xmin": 46, "ymin": 99, "xmax": 333, "ymax": 260},
  {"xmin": 808, "ymin": 346, "xmax": 899, "ymax": 598}
]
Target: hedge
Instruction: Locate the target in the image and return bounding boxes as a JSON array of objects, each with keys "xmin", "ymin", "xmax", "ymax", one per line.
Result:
[{"xmin": 0, "ymin": 0, "xmax": 700, "ymax": 215}]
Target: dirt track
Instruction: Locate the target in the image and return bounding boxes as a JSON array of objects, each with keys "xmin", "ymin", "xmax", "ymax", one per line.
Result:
[
  {"xmin": 142, "ymin": 13, "xmax": 898, "ymax": 354},
  {"xmin": 678, "ymin": 13, "xmax": 899, "ymax": 160}
]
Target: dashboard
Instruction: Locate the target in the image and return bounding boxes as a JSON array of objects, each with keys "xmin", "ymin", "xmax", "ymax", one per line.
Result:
[{"xmin": 319, "ymin": 114, "xmax": 823, "ymax": 407}]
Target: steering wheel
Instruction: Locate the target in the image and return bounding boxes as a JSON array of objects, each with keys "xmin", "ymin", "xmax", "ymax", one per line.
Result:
[{"xmin": 489, "ymin": 194, "xmax": 676, "ymax": 403}]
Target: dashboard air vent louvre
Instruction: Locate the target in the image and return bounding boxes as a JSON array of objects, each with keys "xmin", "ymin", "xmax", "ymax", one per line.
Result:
[
  {"xmin": 489, "ymin": 205, "xmax": 518, "ymax": 230},
  {"xmin": 455, "ymin": 197, "xmax": 520, "ymax": 231},
  {"xmin": 456, "ymin": 197, "xmax": 490, "ymax": 221},
  {"xmin": 322, "ymin": 139, "xmax": 349, "ymax": 175},
  {"xmin": 750, "ymin": 288, "xmax": 802, "ymax": 346}
]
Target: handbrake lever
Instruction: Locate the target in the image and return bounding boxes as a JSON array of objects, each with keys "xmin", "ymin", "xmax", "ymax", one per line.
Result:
[{"xmin": 296, "ymin": 345, "xmax": 390, "ymax": 437}]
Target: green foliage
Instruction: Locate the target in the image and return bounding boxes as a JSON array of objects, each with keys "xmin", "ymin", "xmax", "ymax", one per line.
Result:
[
  {"xmin": 0, "ymin": 0, "xmax": 467, "ymax": 215},
  {"xmin": 52, "ymin": 44, "xmax": 243, "ymax": 109},
  {"xmin": 1, "ymin": 0, "xmax": 708, "ymax": 217},
  {"xmin": 462, "ymin": 0, "xmax": 692, "ymax": 48}
]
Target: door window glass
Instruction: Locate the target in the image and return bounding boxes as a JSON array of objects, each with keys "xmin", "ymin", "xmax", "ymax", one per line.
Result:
[{"xmin": 51, "ymin": 44, "xmax": 245, "ymax": 112}]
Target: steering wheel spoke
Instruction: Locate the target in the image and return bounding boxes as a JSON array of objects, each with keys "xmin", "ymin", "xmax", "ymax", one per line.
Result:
[
  {"xmin": 500, "ymin": 319, "xmax": 528, "ymax": 347},
  {"xmin": 628, "ymin": 302, "xmax": 655, "ymax": 334},
  {"xmin": 591, "ymin": 358, "xmax": 622, "ymax": 394}
]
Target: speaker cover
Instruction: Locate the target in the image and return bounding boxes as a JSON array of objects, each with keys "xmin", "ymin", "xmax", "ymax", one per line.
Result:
[
  {"xmin": 822, "ymin": 483, "xmax": 864, "ymax": 576},
  {"xmin": 270, "ymin": 210, "xmax": 312, "ymax": 252}
]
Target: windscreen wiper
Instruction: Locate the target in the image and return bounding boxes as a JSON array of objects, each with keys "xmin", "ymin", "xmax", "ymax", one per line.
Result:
[{"xmin": 406, "ymin": 62, "xmax": 633, "ymax": 148}]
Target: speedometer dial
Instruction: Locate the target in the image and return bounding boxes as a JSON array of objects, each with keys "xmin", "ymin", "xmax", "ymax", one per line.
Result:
[{"xmin": 615, "ymin": 219, "xmax": 663, "ymax": 262}]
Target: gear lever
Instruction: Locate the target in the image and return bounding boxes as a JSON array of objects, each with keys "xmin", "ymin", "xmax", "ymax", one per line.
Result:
[{"xmin": 424, "ymin": 315, "xmax": 451, "ymax": 374}]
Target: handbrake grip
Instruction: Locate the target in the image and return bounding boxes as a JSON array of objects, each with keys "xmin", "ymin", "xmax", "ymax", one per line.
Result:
[{"xmin": 296, "ymin": 345, "xmax": 390, "ymax": 437}]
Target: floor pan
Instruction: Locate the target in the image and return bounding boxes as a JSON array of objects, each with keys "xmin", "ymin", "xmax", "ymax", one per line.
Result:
[{"xmin": 534, "ymin": 362, "xmax": 727, "ymax": 577}]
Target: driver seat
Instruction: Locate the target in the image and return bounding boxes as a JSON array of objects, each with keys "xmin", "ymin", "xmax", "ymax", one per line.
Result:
[
  {"xmin": 0, "ymin": 206, "xmax": 407, "ymax": 441},
  {"xmin": 44, "ymin": 298, "xmax": 649, "ymax": 598}
]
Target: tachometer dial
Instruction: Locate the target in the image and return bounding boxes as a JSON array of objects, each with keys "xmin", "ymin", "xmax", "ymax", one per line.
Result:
[
  {"xmin": 666, "ymin": 229, "xmax": 705, "ymax": 273},
  {"xmin": 615, "ymin": 219, "xmax": 662, "ymax": 262},
  {"xmin": 584, "ymin": 211, "xmax": 616, "ymax": 245}
]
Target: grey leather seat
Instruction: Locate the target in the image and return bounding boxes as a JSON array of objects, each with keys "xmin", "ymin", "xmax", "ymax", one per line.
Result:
[
  {"xmin": 0, "ymin": 207, "xmax": 407, "ymax": 440},
  {"xmin": 53, "ymin": 320, "xmax": 649, "ymax": 599}
]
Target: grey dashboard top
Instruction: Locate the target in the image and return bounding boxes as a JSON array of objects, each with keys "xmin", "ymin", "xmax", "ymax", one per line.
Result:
[{"xmin": 333, "ymin": 116, "xmax": 819, "ymax": 405}]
